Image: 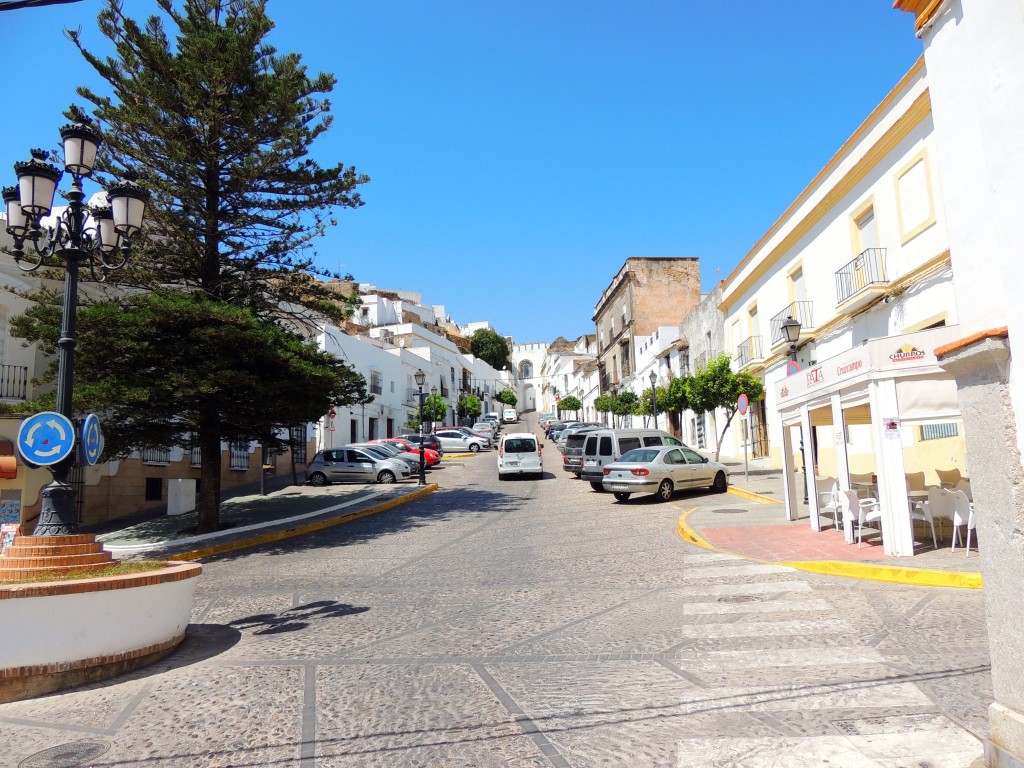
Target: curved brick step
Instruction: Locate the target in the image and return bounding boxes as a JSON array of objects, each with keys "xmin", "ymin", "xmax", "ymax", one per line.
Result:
[
  {"xmin": 3, "ymin": 542, "xmax": 106, "ymax": 558},
  {"xmin": 13, "ymin": 534, "xmax": 97, "ymax": 547},
  {"xmin": 0, "ymin": 534, "xmax": 116, "ymax": 583},
  {"xmin": 0, "ymin": 552, "xmax": 114, "ymax": 570}
]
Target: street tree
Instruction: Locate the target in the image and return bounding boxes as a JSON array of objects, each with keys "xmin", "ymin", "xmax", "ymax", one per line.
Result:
[
  {"xmin": 56, "ymin": 0, "xmax": 370, "ymax": 530},
  {"xmin": 12, "ymin": 291, "xmax": 369, "ymax": 532},
  {"xmin": 557, "ymin": 395, "xmax": 582, "ymax": 420},
  {"xmin": 469, "ymin": 329, "xmax": 510, "ymax": 371},
  {"xmin": 638, "ymin": 386, "xmax": 669, "ymax": 428},
  {"xmin": 612, "ymin": 391, "xmax": 638, "ymax": 428},
  {"xmin": 593, "ymin": 394, "xmax": 616, "ymax": 426},
  {"xmin": 496, "ymin": 388, "xmax": 518, "ymax": 408},
  {"xmin": 684, "ymin": 354, "xmax": 765, "ymax": 461},
  {"xmin": 457, "ymin": 394, "xmax": 482, "ymax": 421},
  {"xmin": 422, "ymin": 392, "xmax": 448, "ymax": 430}
]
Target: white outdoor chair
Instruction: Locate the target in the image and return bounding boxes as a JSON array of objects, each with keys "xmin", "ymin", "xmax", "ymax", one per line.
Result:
[
  {"xmin": 908, "ymin": 496, "xmax": 938, "ymax": 549},
  {"xmin": 841, "ymin": 489, "xmax": 883, "ymax": 548},
  {"xmin": 948, "ymin": 489, "xmax": 977, "ymax": 556},
  {"xmin": 817, "ymin": 481, "xmax": 842, "ymax": 530},
  {"xmin": 916, "ymin": 486, "xmax": 954, "ymax": 542}
]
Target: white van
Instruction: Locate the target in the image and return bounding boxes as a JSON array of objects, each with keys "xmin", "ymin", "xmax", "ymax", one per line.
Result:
[
  {"xmin": 502, "ymin": 408, "xmax": 518, "ymax": 424},
  {"xmin": 497, "ymin": 432, "xmax": 543, "ymax": 479},
  {"xmin": 579, "ymin": 429, "xmax": 683, "ymax": 490}
]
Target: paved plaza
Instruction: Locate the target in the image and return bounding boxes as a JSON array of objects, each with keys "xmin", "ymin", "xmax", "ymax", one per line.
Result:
[{"xmin": 0, "ymin": 420, "xmax": 992, "ymax": 766}]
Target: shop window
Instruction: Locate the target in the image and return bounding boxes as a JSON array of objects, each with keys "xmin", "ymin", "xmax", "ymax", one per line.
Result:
[{"xmin": 920, "ymin": 423, "xmax": 959, "ymax": 441}]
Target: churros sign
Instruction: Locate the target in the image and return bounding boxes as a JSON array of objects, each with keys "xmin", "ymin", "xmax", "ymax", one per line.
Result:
[{"xmin": 890, "ymin": 344, "xmax": 926, "ymax": 363}]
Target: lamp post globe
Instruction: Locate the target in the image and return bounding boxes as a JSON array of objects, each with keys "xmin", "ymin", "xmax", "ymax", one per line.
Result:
[{"xmin": 5, "ymin": 123, "xmax": 148, "ymax": 536}]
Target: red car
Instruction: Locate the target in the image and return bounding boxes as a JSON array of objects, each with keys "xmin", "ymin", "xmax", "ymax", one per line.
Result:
[{"xmin": 374, "ymin": 438, "xmax": 441, "ymax": 467}]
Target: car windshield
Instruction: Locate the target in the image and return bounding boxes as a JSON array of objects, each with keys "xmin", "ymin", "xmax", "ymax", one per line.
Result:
[
  {"xmin": 618, "ymin": 449, "xmax": 661, "ymax": 464},
  {"xmin": 359, "ymin": 447, "xmax": 391, "ymax": 460}
]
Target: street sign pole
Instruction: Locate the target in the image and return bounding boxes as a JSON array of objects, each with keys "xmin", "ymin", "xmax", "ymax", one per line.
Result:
[{"xmin": 737, "ymin": 394, "xmax": 750, "ymax": 482}]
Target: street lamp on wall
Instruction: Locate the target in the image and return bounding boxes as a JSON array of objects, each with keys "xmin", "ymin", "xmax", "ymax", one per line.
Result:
[
  {"xmin": 4, "ymin": 123, "xmax": 149, "ymax": 536},
  {"xmin": 779, "ymin": 316, "xmax": 808, "ymax": 501},
  {"xmin": 649, "ymin": 370, "xmax": 658, "ymax": 431},
  {"xmin": 414, "ymin": 368, "xmax": 426, "ymax": 485}
]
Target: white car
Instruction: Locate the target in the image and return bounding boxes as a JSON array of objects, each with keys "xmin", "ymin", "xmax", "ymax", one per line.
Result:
[
  {"xmin": 497, "ymin": 432, "xmax": 543, "ymax": 480},
  {"xmin": 433, "ymin": 428, "xmax": 487, "ymax": 453}
]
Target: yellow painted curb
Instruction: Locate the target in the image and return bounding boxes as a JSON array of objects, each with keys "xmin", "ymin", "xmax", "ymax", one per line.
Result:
[
  {"xmin": 677, "ymin": 509, "xmax": 982, "ymax": 590},
  {"xmin": 442, "ymin": 453, "xmax": 477, "ymax": 459},
  {"xmin": 727, "ymin": 486, "xmax": 782, "ymax": 504},
  {"xmin": 168, "ymin": 484, "xmax": 439, "ymax": 561}
]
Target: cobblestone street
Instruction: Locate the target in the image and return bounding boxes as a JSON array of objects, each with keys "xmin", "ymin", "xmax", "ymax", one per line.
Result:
[{"xmin": 0, "ymin": 423, "xmax": 992, "ymax": 767}]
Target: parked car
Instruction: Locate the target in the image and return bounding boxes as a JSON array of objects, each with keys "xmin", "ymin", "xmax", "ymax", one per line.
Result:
[
  {"xmin": 433, "ymin": 428, "xmax": 488, "ymax": 453},
  {"xmin": 497, "ymin": 432, "xmax": 543, "ymax": 480},
  {"xmin": 471, "ymin": 422, "xmax": 496, "ymax": 439},
  {"xmin": 580, "ymin": 428, "xmax": 684, "ymax": 491},
  {"xmin": 502, "ymin": 408, "xmax": 518, "ymax": 424},
  {"xmin": 402, "ymin": 433, "xmax": 444, "ymax": 456},
  {"xmin": 437, "ymin": 426, "xmax": 493, "ymax": 447},
  {"xmin": 305, "ymin": 447, "xmax": 411, "ymax": 486},
  {"xmin": 348, "ymin": 442, "xmax": 421, "ymax": 472},
  {"xmin": 481, "ymin": 414, "xmax": 501, "ymax": 432},
  {"xmin": 374, "ymin": 438, "xmax": 440, "ymax": 466},
  {"xmin": 601, "ymin": 445, "xmax": 729, "ymax": 501},
  {"xmin": 546, "ymin": 422, "xmax": 569, "ymax": 441},
  {"xmin": 556, "ymin": 422, "xmax": 604, "ymax": 451},
  {"xmin": 561, "ymin": 427, "xmax": 601, "ymax": 476}
]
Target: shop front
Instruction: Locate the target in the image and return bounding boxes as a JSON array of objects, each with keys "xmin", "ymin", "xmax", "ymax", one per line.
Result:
[{"xmin": 775, "ymin": 325, "xmax": 966, "ymax": 556}]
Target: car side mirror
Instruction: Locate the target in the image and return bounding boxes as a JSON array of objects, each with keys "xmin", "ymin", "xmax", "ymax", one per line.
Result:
[{"xmin": 702, "ymin": 457, "xmax": 708, "ymax": 463}]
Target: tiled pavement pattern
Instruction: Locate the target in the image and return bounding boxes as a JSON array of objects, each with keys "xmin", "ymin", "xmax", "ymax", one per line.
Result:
[{"xmin": 0, "ymin": 417, "xmax": 991, "ymax": 766}]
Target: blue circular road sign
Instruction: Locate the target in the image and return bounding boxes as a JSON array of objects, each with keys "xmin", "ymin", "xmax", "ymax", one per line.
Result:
[
  {"xmin": 82, "ymin": 413, "xmax": 104, "ymax": 466},
  {"xmin": 17, "ymin": 411, "xmax": 76, "ymax": 467}
]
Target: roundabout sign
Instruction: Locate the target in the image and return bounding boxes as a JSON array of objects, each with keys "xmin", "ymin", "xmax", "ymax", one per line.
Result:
[{"xmin": 17, "ymin": 412, "xmax": 76, "ymax": 467}]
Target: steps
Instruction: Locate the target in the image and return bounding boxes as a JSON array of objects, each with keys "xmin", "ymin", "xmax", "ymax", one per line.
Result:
[{"xmin": 0, "ymin": 534, "xmax": 115, "ymax": 582}]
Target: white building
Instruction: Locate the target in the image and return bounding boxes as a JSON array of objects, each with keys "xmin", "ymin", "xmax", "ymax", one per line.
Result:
[{"xmin": 510, "ymin": 341, "xmax": 547, "ymax": 413}]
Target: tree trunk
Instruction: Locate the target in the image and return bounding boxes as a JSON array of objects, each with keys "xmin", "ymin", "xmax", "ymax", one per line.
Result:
[
  {"xmin": 714, "ymin": 407, "xmax": 737, "ymax": 463},
  {"xmin": 197, "ymin": 405, "xmax": 222, "ymax": 533}
]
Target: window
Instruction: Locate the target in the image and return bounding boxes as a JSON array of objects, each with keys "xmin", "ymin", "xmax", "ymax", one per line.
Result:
[
  {"xmin": 663, "ymin": 436, "xmax": 682, "ymax": 446},
  {"xmin": 145, "ymin": 477, "xmax": 162, "ymax": 501},
  {"xmin": 665, "ymin": 449, "xmax": 684, "ymax": 464},
  {"xmin": 748, "ymin": 305, "xmax": 759, "ymax": 337},
  {"xmin": 598, "ymin": 436, "xmax": 613, "ymax": 456},
  {"xmin": 519, "ymin": 361, "xmax": 533, "ymax": 379},
  {"xmin": 504, "ymin": 438, "xmax": 537, "ymax": 453},
  {"xmin": 790, "ymin": 268, "xmax": 806, "ymax": 303},
  {"xmin": 370, "ymin": 370, "xmax": 383, "ymax": 395},
  {"xmin": 143, "ymin": 448, "xmax": 171, "ymax": 465},
  {"xmin": 920, "ymin": 423, "xmax": 959, "ymax": 441},
  {"xmin": 643, "ymin": 436, "xmax": 664, "ymax": 447},
  {"xmin": 855, "ymin": 206, "xmax": 879, "ymax": 252},
  {"xmin": 618, "ymin": 437, "xmax": 641, "ymax": 453},
  {"xmin": 681, "ymin": 447, "xmax": 704, "ymax": 464},
  {"xmin": 230, "ymin": 442, "xmax": 249, "ymax": 470},
  {"xmin": 290, "ymin": 426, "xmax": 306, "ymax": 465}
]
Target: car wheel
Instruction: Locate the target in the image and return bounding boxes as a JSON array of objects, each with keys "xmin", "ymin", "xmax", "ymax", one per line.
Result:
[
  {"xmin": 308, "ymin": 472, "xmax": 328, "ymax": 487},
  {"xmin": 469, "ymin": 443, "xmax": 480, "ymax": 453},
  {"xmin": 376, "ymin": 470, "xmax": 396, "ymax": 484},
  {"xmin": 590, "ymin": 481, "xmax": 604, "ymax": 492},
  {"xmin": 657, "ymin": 479, "xmax": 674, "ymax": 501},
  {"xmin": 712, "ymin": 471, "xmax": 728, "ymax": 493},
  {"xmin": 613, "ymin": 492, "xmax": 631, "ymax": 502}
]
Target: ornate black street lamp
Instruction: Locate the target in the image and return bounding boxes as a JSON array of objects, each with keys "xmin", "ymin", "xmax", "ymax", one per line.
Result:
[
  {"xmin": 780, "ymin": 316, "xmax": 808, "ymax": 502},
  {"xmin": 649, "ymin": 369, "xmax": 658, "ymax": 430},
  {"xmin": 3, "ymin": 122, "xmax": 149, "ymax": 536},
  {"xmin": 414, "ymin": 368, "xmax": 426, "ymax": 485}
]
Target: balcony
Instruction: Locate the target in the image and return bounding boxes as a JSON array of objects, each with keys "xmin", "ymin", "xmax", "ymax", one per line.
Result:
[
  {"xmin": 835, "ymin": 248, "xmax": 888, "ymax": 313},
  {"xmin": 142, "ymin": 448, "xmax": 172, "ymax": 465},
  {"xmin": 769, "ymin": 301, "xmax": 815, "ymax": 355},
  {"xmin": 0, "ymin": 365, "xmax": 29, "ymax": 400},
  {"xmin": 735, "ymin": 336, "xmax": 764, "ymax": 370},
  {"xmin": 695, "ymin": 349, "xmax": 719, "ymax": 371}
]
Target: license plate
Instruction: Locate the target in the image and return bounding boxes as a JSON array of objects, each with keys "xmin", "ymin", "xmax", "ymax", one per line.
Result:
[
  {"xmin": 610, "ymin": 483, "xmax": 628, "ymax": 489},
  {"xmin": 506, "ymin": 461, "xmax": 519, "ymax": 467},
  {"xmin": 585, "ymin": 459, "xmax": 597, "ymax": 466}
]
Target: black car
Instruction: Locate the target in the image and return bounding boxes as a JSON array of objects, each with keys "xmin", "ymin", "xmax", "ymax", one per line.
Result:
[{"xmin": 403, "ymin": 433, "xmax": 444, "ymax": 455}]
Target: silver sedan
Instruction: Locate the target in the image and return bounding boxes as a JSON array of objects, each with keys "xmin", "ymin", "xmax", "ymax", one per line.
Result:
[{"xmin": 601, "ymin": 445, "xmax": 729, "ymax": 502}]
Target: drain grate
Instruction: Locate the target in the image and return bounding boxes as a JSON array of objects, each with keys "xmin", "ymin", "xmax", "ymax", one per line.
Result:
[
  {"xmin": 20, "ymin": 742, "xmax": 111, "ymax": 768},
  {"xmin": 711, "ymin": 508, "xmax": 747, "ymax": 514}
]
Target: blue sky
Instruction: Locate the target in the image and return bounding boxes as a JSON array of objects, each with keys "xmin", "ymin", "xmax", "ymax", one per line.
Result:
[{"xmin": 0, "ymin": 1, "xmax": 923, "ymax": 343}]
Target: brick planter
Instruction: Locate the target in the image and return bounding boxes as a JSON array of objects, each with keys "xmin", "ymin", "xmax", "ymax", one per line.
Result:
[{"xmin": 0, "ymin": 561, "xmax": 202, "ymax": 703}]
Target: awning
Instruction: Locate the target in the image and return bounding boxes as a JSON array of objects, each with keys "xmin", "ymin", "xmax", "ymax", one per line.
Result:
[{"xmin": 895, "ymin": 375, "xmax": 961, "ymax": 422}]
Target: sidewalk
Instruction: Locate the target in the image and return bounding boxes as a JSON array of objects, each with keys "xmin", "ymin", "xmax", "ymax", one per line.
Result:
[
  {"xmin": 683, "ymin": 458, "xmax": 983, "ymax": 588},
  {"xmin": 93, "ymin": 478, "xmax": 439, "ymax": 561}
]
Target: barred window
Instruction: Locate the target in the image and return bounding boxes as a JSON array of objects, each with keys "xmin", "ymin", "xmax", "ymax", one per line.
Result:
[
  {"xmin": 290, "ymin": 426, "xmax": 307, "ymax": 464},
  {"xmin": 920, "ymin": 422, "xmax": 959, "ymax": 441},
  {"xmin": 230, "ymin": 441, "xmax": 250, "ymax": 470},
  {"xmin": 142, "ymin": 448, "xmax": 171, "ymax": 465}
]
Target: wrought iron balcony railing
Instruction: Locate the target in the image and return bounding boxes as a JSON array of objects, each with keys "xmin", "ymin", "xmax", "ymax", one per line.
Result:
[
  {"xmin": 735, "ymin": 336, "xmax": 764, "ymax": 368},
  {"xmin": 769, "ymin": 301, "xmax": 814, "ymax": 345},
  {"xmin": 0, "ymin": 364, "xmax": 29, "ymax": 400},
  {"xmin": 836, "ymin": 248, "xmax": 887, "ymax": 306}
]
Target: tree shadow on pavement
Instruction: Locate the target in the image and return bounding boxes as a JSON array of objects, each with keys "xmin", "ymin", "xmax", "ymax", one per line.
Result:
[
  {"xmin": 227, "ymin": 599, "xmax": 370, "ymax": 635},
  {"xmin": 198, "ymin": 486, "xmax": 525, "ymax": 562}
]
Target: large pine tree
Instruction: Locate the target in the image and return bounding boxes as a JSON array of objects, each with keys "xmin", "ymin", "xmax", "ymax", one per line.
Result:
[{"xmin": 46, "ymin": 0, "xmax": 369, "ymax": 531}]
